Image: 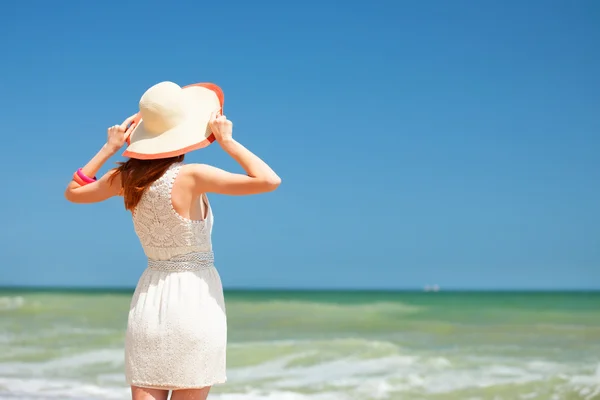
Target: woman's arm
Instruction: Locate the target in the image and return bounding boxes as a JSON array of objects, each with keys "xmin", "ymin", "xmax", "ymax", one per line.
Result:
[
  {"xmin": 64, "ymin": 115, "xmax": 136, "ymax": 204},
  {"xmin": 190, "ymin": 113, "xmax": 281, "ymax": 196},
  {"xmin": 64, "ymin": 144, "xmax": 122, "ymax": 203}
]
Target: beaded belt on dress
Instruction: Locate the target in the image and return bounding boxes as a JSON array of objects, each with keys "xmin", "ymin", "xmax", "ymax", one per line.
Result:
[{"xmin": 147, "ymin": 251, "xmax": 214, "ymax": 272}]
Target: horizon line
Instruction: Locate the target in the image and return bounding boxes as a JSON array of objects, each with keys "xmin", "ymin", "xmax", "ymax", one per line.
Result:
[{"xmin": 0, "ymin": 285, "xmax": 598, "ymax": 293}]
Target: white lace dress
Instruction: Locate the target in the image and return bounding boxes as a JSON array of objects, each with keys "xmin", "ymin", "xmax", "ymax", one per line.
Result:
[{"xmin": 124, "ymin": 162, "xmax": 227, "ymax": 389}]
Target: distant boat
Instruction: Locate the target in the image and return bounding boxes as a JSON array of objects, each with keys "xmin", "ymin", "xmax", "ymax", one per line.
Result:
[{"xmin": 424, "ymin": 284, "xmax": 440, "ymax": 292}]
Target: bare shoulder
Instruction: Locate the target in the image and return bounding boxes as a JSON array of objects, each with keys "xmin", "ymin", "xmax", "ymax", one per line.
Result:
[
  {"xmin": 180, "ymin": 163, "xmax": 280, "ymax": 196},
  {"xmin": 178, "ymin": 163, "xmax": 221, "ymax": 194},
  {"xmin": 180, "ymin": 163, "xmax": 220, "ymax": 181}
]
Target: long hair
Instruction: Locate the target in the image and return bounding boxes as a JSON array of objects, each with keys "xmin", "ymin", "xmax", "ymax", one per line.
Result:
[{"xmin": 110, "ymin": 155, "xmax": 185, "ymax": 211}]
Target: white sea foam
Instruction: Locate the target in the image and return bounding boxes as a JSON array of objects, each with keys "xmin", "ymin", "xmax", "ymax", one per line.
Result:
[
  {"xmin": 224, "ymin": 348, "xmax": 600, "ymax": 398},
  {"xmin": 0, "ymin": 297, "xmax": 24, "ymax": 311},
  {"xmin": 566, "ymin": 363, "xmax": 600, "ymax": 400},
  {"xmin": 0, "ymin": 349, "xmax": 123, "ymax": 377},
  {"xmin": 0, "ymin": 376, "xmax": 127, "ymax": 399},
  {"xmin": 211, "ymin": 390, "xmax": 349, "ymax": 400},
  {"xmin": 0, "ymin": 343, "xmax": 598, "ymax": 400}
]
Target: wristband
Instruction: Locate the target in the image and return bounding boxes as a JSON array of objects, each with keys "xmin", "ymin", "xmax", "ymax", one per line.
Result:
[{"xmin": 76, "ymin": 168, "xmax": 97, "ymax": 184}]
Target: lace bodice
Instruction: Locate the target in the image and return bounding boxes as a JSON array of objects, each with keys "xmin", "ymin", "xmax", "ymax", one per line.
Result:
[{"xmin": 132, "ymin": 162, "xmax": 213, "ymax": 260}]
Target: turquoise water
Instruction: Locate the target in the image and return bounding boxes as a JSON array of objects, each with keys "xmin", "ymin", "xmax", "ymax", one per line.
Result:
[{"xmin": 0, "ymin": 289, "xmax": 599, "ymax": 399}]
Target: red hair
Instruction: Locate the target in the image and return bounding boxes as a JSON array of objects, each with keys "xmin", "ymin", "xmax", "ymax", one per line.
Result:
[{"xmin": 110, "ymin": 155, "xmax": 184, "ymax": 211}]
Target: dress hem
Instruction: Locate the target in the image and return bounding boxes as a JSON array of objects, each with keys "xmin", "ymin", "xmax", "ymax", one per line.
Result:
[{"xmin": 127, "ymin": 378, "xmax": 227, "ymax": 390}]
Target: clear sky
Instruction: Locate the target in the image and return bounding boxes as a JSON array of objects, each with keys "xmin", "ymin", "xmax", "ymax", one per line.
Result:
[{"xmin": 0, "ymin": 0, "xmax": 598, "ymax": 290}]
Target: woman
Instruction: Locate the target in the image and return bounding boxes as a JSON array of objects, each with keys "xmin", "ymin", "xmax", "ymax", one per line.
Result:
[{"xmin": 64, "ymin": 81, "xmax": 281, "ymax": 400}]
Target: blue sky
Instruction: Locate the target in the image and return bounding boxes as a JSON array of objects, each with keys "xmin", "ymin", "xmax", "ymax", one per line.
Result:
[{"xmin": 0, "ymin": 0, "xmax": 598, "ymax": 290}]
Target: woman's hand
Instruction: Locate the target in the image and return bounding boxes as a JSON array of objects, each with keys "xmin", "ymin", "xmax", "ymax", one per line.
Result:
[
  {"xmin": 106, "ymin": 114, "xmax": 137, "ymax": 153},
  {"xmin": 209, "ymin": 110, "xmax": 233, "ymax": 144}
]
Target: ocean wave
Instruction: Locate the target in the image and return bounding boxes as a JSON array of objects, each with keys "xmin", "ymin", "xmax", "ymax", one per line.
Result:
[
  {"xmin": 222, "ymin": 348, "xmax": 600, "ymax": 399},
  {"xmin": 212, "ymin": 390, "xmax": 348, "ymax": 400},
  {"xmin": 0, "ymin": 326, "xmax": 121, "ymax": 352},
  {"xmin": 0, "ymin": 358, "xmax": 598, "ymax": 400},
  {"xmin": 0, "ymin": 297, "xmax": 24, "ymax": 311},
  {"xmin": 0, "ymin": 376, "xmax": 127, "ymax": 400},
  {"xmin": 1, "ymin": 359, "xmax": 598, "ymax": 400},
  {"xmin": 229, "ymin": 337, "xmax": 402, "ymax": 352},
  {"xmin": 0, "ymin": 349, "xmax": 123, "ymax": 377},
  {"xmin": 228, "ymin": 300, "xmax": 423, "ymax": 315},
  {"xmin": 226, "ymin": 301, "xmax": 425, "ymax": 339},
  {"xmin": 0, "ymin": 338, "xmax": 598, "ymax": 399}
]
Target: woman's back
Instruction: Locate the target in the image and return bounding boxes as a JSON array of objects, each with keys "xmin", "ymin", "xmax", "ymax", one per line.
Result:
[
  {"xmin": 132, "ymin": 162, "xmax": 214, "ymax": 261},
  {"xmin": 125, "ymin": 161, "xmax": 226, "ymax": 390}
]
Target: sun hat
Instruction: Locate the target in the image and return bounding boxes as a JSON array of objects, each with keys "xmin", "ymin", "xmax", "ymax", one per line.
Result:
[{"xmin": 123, "ymin": 81, "xmax": 224, "ymax": 160}]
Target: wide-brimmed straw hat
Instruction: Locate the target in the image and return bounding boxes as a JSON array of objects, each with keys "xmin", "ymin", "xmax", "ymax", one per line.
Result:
[{"xmin": 123, "ymin": 81, "xmax": 224, "ymax": 160}]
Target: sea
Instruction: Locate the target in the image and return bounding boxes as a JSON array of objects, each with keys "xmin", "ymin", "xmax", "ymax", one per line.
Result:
[{"xmin": 0, "ymin": 289, "xmax": 598, "ymax": 400}]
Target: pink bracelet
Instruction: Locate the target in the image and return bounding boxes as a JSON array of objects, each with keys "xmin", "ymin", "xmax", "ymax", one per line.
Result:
[
  {"xmin": 72, "ymin": 172, "xmax": 87, "ymax": 186},
  {"xmin": 76, "ymin": 168, "xmax": 97, "ymax": 184}
]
